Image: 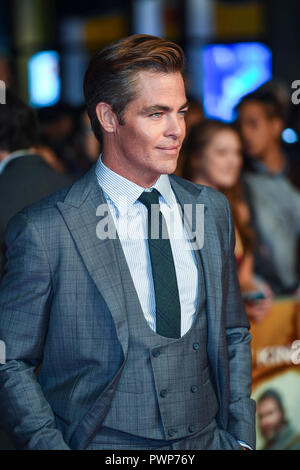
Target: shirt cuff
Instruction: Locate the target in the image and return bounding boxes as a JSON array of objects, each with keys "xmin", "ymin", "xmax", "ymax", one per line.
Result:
[{"xmin": 237, "ymin": 440, "xmax": 253, "ymax": 450}]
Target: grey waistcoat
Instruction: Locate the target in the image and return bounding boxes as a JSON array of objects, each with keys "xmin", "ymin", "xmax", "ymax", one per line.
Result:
[{"xmin": 93, "ymin": 249, "xmax": 219, "ymax": 443}]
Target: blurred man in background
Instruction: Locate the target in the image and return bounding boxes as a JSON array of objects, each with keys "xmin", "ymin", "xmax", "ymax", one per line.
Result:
[
  {"xmin": 237, "ymin": 87, "xmax": 299, "ymax": 187},
  {"xmin": 38, "ymin": 105, "xmax": 101, "ymax": 178},
  {"xmin": 0, "ymin": 90, "xmax": 74, "ymax": 281},
  {"xmin": 257, "ymin": 389, "xmax": 300, "ymax": 450},
  {"xmin": 237, "ymin": 89, "xmax": 300, "ymax": 295}
]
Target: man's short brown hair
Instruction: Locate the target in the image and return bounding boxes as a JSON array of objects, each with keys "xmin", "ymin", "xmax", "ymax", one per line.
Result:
[
  {"xmin": 236, "ymin": 89, "xmax": 287, "ymax": 123},
  {"xmin": 83, "ymin": 34, "xmax": 185, "ymax": 145}
]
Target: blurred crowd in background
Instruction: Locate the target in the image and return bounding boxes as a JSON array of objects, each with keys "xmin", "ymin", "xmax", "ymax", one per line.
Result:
[{"xmin": 0, "ymin": 0, "xmax": 300, "ymax": 451}]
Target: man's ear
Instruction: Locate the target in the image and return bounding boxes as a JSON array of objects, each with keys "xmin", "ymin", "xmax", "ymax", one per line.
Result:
[{"xmin": 95, "ymin": 102, "xmax": 118, "ymax": 135}]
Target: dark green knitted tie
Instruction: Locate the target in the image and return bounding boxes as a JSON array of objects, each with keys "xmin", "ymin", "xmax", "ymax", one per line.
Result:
[{"xmin": 138, "ymin": 189, "xmax": 181, "ymax": 338}]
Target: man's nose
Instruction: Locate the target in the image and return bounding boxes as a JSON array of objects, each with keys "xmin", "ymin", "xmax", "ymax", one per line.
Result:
[{"xmin": 166, "ymin": 116, "xmax": 185, "ymax": 139}]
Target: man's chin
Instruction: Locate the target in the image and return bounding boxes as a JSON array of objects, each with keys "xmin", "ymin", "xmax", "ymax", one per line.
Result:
[
  {"xmin": 263, "ymin": 429, "xmax": 280, "ymax": 441},
  {"xmin": 159, "ymin": 159, "xmax": 179, "ymax": 175},
  {"xmin": 246, "ymin": 149, "xmax": 263, "ymax": 159}
]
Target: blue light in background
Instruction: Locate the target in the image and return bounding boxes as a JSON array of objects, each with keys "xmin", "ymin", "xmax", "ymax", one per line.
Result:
[
  {"xmin": 282, "ymin": 128, "xmax": 299, "ymax": 144},
  {"xmin": 203, "ymin": 42, "xmax": 272, "ymax": 122},
  {"xmin": 28, "ymin": 51, "xmax": 61, "ymax": 107}
]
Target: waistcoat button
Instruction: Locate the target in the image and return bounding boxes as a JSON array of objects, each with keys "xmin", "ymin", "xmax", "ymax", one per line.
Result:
[
  {"xmin": 193, "ymin": 343, "xmax": 200, "ymax": 350},
  {"xmin": 191, "ymin": 385, "xmax": 198, "ymax": 393},
  {"xmin": 152, "ymin": 350, "xmax": 160, "ymax": 358},
  {"xmin": 188, "ymin": 425, "xmax": 196, "ymax": 433},
  {"xmin": 160, "ymin": 389, "xmax": 168, "ymax": 398},
  {"xmin": 168, "ymin": 429, "xmax": 177, "ymax": 437}
]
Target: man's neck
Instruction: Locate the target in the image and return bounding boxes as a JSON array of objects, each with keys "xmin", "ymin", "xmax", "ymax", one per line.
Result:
[
  {"xmin": 260, "ymin": 144, "xmax": 286, "ymax": 173},
  {"xmin": 102, "ymin": 150, "xmax": 160, "ymax": 188}
]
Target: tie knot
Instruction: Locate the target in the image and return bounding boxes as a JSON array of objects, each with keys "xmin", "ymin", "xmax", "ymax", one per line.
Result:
[{"xmin": 138, "ymin": 188, "xmax": 160, "ymax": 210}]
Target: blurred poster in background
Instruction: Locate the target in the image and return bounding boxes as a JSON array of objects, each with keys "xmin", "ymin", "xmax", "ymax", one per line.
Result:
[{"xmin": 250, "ymin": 296, "xmax": 300, "ymax": 450}]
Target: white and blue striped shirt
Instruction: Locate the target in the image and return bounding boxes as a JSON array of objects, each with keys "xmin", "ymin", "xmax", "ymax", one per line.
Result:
[{"xmin": 95, "ymin": 154, "xmax": 199, "ymax": 337}]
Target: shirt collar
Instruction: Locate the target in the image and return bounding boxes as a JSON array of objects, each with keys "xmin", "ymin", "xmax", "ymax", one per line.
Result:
[{"xmin": 95, "ymin": 154, "xmax": 174, "ymax": 215}]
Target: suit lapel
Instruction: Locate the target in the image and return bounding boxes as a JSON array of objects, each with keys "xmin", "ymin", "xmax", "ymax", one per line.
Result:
[{"xmin": 56, "ymin": 165, "xmax": 130, "ymax": 356}]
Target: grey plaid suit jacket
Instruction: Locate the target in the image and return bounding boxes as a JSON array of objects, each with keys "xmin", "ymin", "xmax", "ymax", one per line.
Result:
[{"xmin": 0, "ymin": 164, "xmax": 256, "ymax": 450}]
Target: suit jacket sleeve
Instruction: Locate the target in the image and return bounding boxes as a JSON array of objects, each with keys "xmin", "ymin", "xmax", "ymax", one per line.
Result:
[
  {"xmin": 0, "ymin": 212, "xmax": 70, "ymax": 450},
  {"xmin": 223, "ymin": 197, "xmax": 256, "ymax": 449}
]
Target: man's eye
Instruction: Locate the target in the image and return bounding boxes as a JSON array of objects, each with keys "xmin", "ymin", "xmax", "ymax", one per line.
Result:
[
  {"xmin": 150, "ymin": 112, "xmax": 163, "ymax": 118},
  {"xmin": 179, "ymin": 109, "xmax": 188, "ymax": 116}
]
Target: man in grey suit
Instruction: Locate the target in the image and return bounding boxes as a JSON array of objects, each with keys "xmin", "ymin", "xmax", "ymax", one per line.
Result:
[{"xmin": 0, "ymin": 34, "xmax": 256, "ymax": 450}]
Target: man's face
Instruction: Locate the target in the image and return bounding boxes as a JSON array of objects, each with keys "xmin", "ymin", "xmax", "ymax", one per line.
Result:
[
  {"xmin": 105, "ymin": 70, "xmax": 188, "ymax": 186},
  {"xmin": 258, "ymin": 397, "xmax": 285, "ymax": 440},
  {"xmin": 237, "ymin": 101, "xmax": 281, "ymax": 159}
]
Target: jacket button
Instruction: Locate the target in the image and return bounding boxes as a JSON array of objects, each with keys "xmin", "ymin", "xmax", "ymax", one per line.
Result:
[
  {"xmin": 160, "ymin": 389, "xmax": 168, "ymax": 398},
  {"xmin": 152, "ymin": 349, "xmax": 160, "ymax": 358},
  {"xmin": 168, "ymin": 429, "xmax": 177, "ymax": 437},
  {"xmin": 191, "ymin": 385, "xmax": 198, "ymax": 393},
  {"xmin": 193, "ymin": 343, "xmax": 200, "ymax": 350},
  {"xmin": 188, "ymin": 425, "xmax": 196, "ymax": 433}
]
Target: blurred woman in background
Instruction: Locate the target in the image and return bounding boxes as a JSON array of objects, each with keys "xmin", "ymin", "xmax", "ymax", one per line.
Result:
[{"xmin": 182, "ymin": 119, "xmax": 273, "ymax": 323}]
